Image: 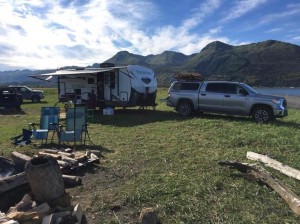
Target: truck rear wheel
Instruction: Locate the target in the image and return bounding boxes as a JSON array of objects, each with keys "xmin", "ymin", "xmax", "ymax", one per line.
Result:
[
  {"xmin": 32, "ymin": 95, "xmax": 40, "ymax": 103},
  {"xmin": 252, "ymin": 106, "xmax": 273, "ymax": 123},
  {"xmin": 177, "ymin": 101, "xmax": 193, "ymax": 117}
]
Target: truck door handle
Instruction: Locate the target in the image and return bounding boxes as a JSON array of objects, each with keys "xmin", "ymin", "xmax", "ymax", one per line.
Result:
[
  {"xmin": 201, "ymin": 93, "xmax": 206, "ymax": 96},
  {"xmin": 224, "ymin": 95, "xmax": 231, "ymax": 97}
]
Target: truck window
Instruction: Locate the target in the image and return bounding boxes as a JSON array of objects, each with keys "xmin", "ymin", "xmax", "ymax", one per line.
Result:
[
  {"xmin": 173, "ymin": 83, "xmax": 200, "ymax": 91},
  {"xmin": 223, "ymin": 84, "xmax": 237, "ymax": 94},
  {"xmin": 206, "ymin": 83, "xmax": 237, "ymax": 94},
  {"xmin": 21, "ymin": 87, "xmax": 28, "ymax": 93}
]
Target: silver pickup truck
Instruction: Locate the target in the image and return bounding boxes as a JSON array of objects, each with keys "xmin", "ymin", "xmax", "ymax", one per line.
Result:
[{"xmin": 166, "ymin": 81, "xmax": 288, "ymax": 123}]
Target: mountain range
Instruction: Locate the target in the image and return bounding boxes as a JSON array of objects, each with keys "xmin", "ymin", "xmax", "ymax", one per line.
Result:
[{"xmin": 1, "ymin": 40, "xmax": 300, "ymax": 87}]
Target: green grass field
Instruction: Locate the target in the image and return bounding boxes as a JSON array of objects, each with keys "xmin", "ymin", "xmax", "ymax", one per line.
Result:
[{"xmin": 1, "ymin": 88, "xmax": 300, "ymax": 223}]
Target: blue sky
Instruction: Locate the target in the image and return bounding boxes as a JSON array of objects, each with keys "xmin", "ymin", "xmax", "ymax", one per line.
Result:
[{"xmin": 0, "ymin": 0, "xmax": 299, "ymax": 71}]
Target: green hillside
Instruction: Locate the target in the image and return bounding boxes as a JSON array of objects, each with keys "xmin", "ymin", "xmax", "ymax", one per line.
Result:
[{"xmin": 105, "ymin": 40, "xmax": 300, "ymax": 87}]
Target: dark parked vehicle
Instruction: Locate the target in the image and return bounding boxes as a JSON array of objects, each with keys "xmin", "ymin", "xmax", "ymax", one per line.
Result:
[
  {"xmin": 0, "ymin": 87, "xmax": 21, "ymax": 110},
  {"xmin": 9, "ymin": 85, "xmax": 44, "ymax": 103}
]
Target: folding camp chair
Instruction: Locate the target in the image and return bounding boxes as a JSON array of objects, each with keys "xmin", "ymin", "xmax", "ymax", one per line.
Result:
[
  {"xmin": 10, "ymin": 129, "xmax": 32, "ymax": 146},
  {"xmin": 56, "ymin": 107, "xmax": 91, "ymax": 145},
  {"xmin": 29, "ymin": 107, "xmax": 60, "ymax": 144}
]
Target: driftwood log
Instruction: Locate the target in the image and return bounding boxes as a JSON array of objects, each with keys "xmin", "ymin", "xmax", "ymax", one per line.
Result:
[
  {"xmin": 0, "ymin": 172, "xmax": 28, "ymax": 195},
  {"xmin": 57, "ymin": 160, "xmax": 71, "ymax": 168},
  {"xmin": 62, "ymin": 175, "xmax": 82, "ymax": 187},
  {"xmin": 38, "ymin": 152, "xmax": 62, "ymax": 160},
  {"xmin": 219, "ymin": 160, "xmax": 300, "ymax": 215},
  {"xmin": 41, "ymin": 149, "xmax": 59, "ymax": 154},
  {"xmin": 11, "ymin": 151, "xmax": 31, "ymax": 168},
  {"xmin": 25, "ymin": 156, "xmax": 67, "ymax": 207},
  {"xmin": 62, "ymin": 156, "xmax": 79, "ymax": 166},
  {"xmin": 247, "ymin": 151, "xmax": 300, "ymax": 181}
]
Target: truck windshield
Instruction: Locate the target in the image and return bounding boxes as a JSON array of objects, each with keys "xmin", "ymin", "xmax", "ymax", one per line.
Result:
[{"xmin": 242, "ymin": 84, "xmax": 260, "ymax": 94}]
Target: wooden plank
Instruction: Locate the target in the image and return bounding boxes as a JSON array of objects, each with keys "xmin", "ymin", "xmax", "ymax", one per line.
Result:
[
  {"xmin": 72, "ymin": 204, "xmax": 83, "ymax": 223},
  {"xmin": 62, "ymin": 175, "xmax": 82, "ymax": 187},
  {"xmin": 7, "ymin": 202, "xmax": 50, "ymax": 222},
  {"xmin": 247, "ymin": 151, "xmax": 300, "ymax": 181},
  {"xmin": 40, "ymin": 149, "xmax": 58, "ymax": 154},
  {"xmin": 57, "ymin": 151, "xmax": 75, "ymax": 158},
  {"xmin": 38, "ymin": 152, "xmax": 62, "ymax": 160},
  {"xmin": 0, "ymin": 172, "xmax": 28, "ymax": 195},
  {"xmin": 219, "ymin": 160, "xmax": 300, "ymax": 216},
  {"xmin": 62, "ymin": 157, "xmax": 79, "ymax": 166},
  {"xmin": 57, "ymin": 160, "xmax": 71, "ymax": 168}
]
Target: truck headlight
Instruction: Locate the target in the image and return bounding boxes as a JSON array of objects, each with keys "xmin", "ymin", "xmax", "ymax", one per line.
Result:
[{"xmin": 272, "ymin": 99, "xmax": 281, "ymax": 105}]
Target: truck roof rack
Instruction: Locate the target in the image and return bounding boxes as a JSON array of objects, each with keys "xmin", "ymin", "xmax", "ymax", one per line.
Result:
[{"xmin": 174, "ymin": 72, "xmax": 204, "ymax": 81}]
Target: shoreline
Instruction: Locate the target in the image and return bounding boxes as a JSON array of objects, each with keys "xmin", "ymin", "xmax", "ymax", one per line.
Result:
[{"xmin": 284, "ymin": 96, "xmax": 300, "ymax": 109}]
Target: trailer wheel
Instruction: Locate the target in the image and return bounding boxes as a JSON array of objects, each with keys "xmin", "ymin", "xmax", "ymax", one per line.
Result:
[{"xmin": 177, "ymin": 101, "xmax": 193, "ymax": 117}]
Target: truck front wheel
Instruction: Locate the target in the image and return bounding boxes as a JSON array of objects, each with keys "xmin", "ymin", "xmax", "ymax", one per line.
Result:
[
  {"xmin": 177, "ymin": 101, "xmax": 193, "ymax": 117},
  {"xmin": 252, "ymin": 106, "xmax": 274, "ymax": 123}
]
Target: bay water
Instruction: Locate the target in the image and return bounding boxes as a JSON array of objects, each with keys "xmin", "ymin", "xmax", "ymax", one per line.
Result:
[{"xmin": 256, "ymin": 87, "xmax": 300, "ymax": 97}]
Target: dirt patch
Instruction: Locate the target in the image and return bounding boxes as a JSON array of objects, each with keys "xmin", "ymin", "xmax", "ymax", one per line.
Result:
[{"xmin": 67, "ymin": 163, "xmax": 140, "ymax": 223}]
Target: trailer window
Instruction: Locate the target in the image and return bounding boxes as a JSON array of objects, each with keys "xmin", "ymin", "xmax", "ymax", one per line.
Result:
[
  {"xmin": 88, "ymin": 78, "xmax": 94, "ymax": 84},
  {"xmin": 75, "ymin": 89, "xmax": 81, "ymax": 95},
  {"xmin": 105, "ymin": 73, "xmax": 110, "ymax": 85},
  {"xmin": 110, "ymin": 73, "xmax": 115, "ymax": 89}
]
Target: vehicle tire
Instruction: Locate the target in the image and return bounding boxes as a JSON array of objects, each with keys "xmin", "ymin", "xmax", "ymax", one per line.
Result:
[
  {"xmin": 252, "ymin": 106, "xmax": 273, "ymax": 123},
  {"xmin": 32, "ymin": 95, "xmax": 40, "ymax": 103},
  {"xmin": 16, "ymin": 104, "xmax": 21, "ymax": 111},
  {"xmin": 177, "ymin": 101, "xmax": 193, "ymax": 117}
]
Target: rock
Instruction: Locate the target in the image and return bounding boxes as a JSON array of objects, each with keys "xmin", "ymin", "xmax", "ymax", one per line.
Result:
[{"xmin": 139, "ymin": 207, "xmax": 160, "ymax": 224}]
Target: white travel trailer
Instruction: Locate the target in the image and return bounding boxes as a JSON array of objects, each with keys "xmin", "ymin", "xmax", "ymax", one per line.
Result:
[{"xmin": 31, "ymin": 64, "xmax": 157, "ymax": 109}]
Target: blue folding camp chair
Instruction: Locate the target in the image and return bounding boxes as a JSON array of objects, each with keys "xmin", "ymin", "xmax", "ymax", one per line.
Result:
[
  {"xmin": 56, "ymin": 107, "xmax": 91, "ymax": 145},
  {"xmin": 29, "ymin": 107, "xmax": 60, "ymax": 144}
]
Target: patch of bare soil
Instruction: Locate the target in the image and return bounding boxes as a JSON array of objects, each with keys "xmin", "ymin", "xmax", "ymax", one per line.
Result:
[{"xmin": 67, "ymin": 164, "xmax": 140, "ymax": 223}]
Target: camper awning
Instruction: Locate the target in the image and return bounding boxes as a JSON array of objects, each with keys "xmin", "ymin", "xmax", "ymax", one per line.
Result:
[{"xmin": 29, "ymin": 66, "xmax": 127, "ymax": 81}]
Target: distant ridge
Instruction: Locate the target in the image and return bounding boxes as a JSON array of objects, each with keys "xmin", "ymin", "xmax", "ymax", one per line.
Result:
[
  {"xmin": 105, "ymin": 40, "xmax": 300, "ymax": 87},
  {"xmin": 0, "ymin": 40, "xmax": 300, "ymax": 87}
]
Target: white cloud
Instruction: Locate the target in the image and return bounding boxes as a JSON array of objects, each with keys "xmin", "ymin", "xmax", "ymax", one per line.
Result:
[
  {"xmin": 0, "ymin": 0, "xmax": 138, "ymax": 69},
  {"xmin": 265, "ymin": 27, "xmax": 283, "ymax": 33},
  {"xmin": 292, "ymin": 36, "xmax": 300, "ymax": 41},
  {"xmin": 221, "ymin": 0, "xmax": 268, "ymax": 23},
  {"xmin": 0, "ymin": 0, "xmax": 233, "ymax": 70},
  {"xmin": 182, "ymin": 0, "xmax": 221, "ymax": 29},
  {"xmin": 259, "ymin": 4, "xmax": 300, "ymax": 25},
  {"xmin": 0, "ymin": 0, "xmax": 254, "ymax": 70}
]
